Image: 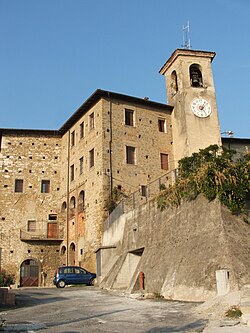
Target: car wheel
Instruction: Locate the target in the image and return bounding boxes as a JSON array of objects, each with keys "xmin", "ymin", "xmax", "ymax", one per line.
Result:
[
  {"xmin": 57, "ymin": 280, "xmax": 66, "ymax": 288},
  {"xmin": 88, "ymin": 278, "xmax": 95, "ymax": 286}
]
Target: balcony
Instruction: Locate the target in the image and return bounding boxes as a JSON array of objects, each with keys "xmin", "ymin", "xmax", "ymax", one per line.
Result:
[{"xmin": 20, "ymin": 222, "xmax": 63, "ymax": 242}]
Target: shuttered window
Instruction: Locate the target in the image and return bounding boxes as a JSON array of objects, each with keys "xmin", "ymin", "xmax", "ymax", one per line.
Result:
[{"xmin": 27, "ymin": 220, "xmax": 36, "ymax": 232}]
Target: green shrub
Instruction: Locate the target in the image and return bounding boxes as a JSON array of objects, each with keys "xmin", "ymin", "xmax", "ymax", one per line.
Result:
[
  {"xmin": 157, "ymin": 145, "xmax": 250, "ymax": 215},
  {"xmin": 225, "ymin": 305, "xmax": 242, "ymax": 318},
  {"xmin": 0, "ymin": 270, "xmax": 15, "ymax": 287}
]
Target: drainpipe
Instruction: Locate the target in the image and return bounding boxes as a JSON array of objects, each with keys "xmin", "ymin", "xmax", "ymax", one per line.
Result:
[
  {"xmin": 66, "ymin": 132, "xmax": 70, "ymax": 266},
  {"xmin": 108, "ymin": 94, "xmax": 113, "ymax": 199}
]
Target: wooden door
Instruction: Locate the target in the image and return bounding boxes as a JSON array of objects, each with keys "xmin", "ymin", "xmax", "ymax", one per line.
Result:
[
  {"xmin": 20, "ymin": 259, "xmax": 39, "ymax": 287},
  {"xmin": 47, "ymin": 223, "xmax": 58, "ymax": 238}
]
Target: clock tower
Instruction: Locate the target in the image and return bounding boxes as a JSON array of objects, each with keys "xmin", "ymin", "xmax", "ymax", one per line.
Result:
[{"xmin": 159, "ymin": 49, "xmax": 222, "ymax": 168}]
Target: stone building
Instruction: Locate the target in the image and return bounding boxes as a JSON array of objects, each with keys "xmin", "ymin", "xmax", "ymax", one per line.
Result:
[
  {"xmin": 0, "ymin": 48, "xmax": 249, "ymax": 287},
  {"xmin": 0, "ymin": 130, "xmax": 62, "ymax": 287}
]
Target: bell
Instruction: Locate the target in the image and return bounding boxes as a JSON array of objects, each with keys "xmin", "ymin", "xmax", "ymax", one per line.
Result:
[{"xmin": 191, "ymin": 72, "xmax": 200, "ymax": 86}]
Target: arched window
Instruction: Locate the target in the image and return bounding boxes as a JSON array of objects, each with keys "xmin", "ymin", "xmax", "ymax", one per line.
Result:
[
  {"xmin": 70, "ymin": 196, "xmax": 75, "ymax": 209},
  {"xmin": 61, "ymin": 201, "xmax": 67, "ymax": 212},
  {"xmin": 61, "ymin": 245, "xmax": 66, "ymax": 255},
  {"xmin": 189, "ymin": 64, "xmax": 203, "ymax": 87},
  {"xmin": 78, "ymin": 190, "xmax": 85, "ymax": 212},
  {"xmin": 170, "ymin": 70, "xmax": 178, "ymax": 96},
  {"xmin": 70, "ymin": 196, "xmax": 75, "ymax": 218}
]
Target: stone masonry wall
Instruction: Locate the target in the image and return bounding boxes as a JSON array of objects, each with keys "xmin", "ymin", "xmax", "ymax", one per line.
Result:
[
  {"xmin": 0, "ymin": 132, "xmax": 62, "ymax": 286},
  {"xmin": 59, "ymin": 97, "xmax": 174, "ymax": 273}
]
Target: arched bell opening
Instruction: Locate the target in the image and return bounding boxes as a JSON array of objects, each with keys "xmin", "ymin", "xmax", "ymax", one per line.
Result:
[{"xmin": 190, "ymin": 64, "xmax": 203, "ymax": 87}]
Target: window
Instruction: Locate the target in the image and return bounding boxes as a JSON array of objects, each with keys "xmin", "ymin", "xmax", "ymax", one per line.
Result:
[
  {"xmin": 70, "ymin": 164, "xmax": 74, "ymax": 181},
  {"xmin": 158, "ymin": 119, "xmax": 166, "ymax": 133},
  {"xmin": 70, "ymin": 196, "xmax": 76, "ymax": 209},
  {"xmin": 89, "ymin": 148, "xmax": 94, "ymax": 168},
  {"xmin": 141, "ymin": 185, "xmax": 147, "ymax": 197},
  {"xmin": 126, "ymin": 146, "xmax": 136, "ymax": 164},
  {"xmin": 15, "ymin": 179, "xmax": 23, "ymax": 193},
  {"xmin": 71, "ymin": 131, "xmax": 75, "ymax": 146},
  {"xmin": 171, "ymin": 70, "xmax": 178, "ymax": 96},
  {"xmin": 27, "ymin": 220, "xmax": 36, "ymax": 232},
  {"xmin": 78, "ymin": 190, "xmax": 85, "ymax": 211},
  {"xmin": 48, "ymin": 214, "xmax": 57, "ymax": 220},
  {"xmin": 125, "ymin": 109, "xmax": 134, "ymax": 126},
  {"xmin": 160, "ymin": 153, "xmax": 169, "ymax": 170},
  {"xmin": 61, "ymin": 202, "xmax": 67, "ymax": 212},
  {"xmin": 79, "ymin": 157, "xmax": 83, "ymax": 175},
  {"xmin": 80, "ymin": 122, "xmax": 84, "ymax": 138},
  {"xmin": 89, "ymin": 112, "xmax": 94, "ymax": 130},
  {"xmin": 41, "ymin": 180, "xmax": 50, "ymax": 193}
]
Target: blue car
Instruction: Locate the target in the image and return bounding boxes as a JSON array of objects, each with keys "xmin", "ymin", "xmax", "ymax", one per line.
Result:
[{"xmin": 53, "ymin": 266, "xmax": 96, "ymax": 288}]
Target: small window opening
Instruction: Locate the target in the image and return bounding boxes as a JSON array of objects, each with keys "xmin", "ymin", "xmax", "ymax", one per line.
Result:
[
  {"xmin": 80, "ymin": 122, "xmax": 84, "ymax": 138},
  {"xmin": 89, "ymin": 112, "xmax": 94, "ymax": 130},
  {"xmin": 158, "ymin": 119, "xmax": 166, "ymax": 133},
  {"xmin": 89, "ymin": 148, "xmax": 94, "ymax": 168},
  {"xmin": 126, "ymin": 146, "xmax": 136, "ymax": 164},
  {"xmin": 71, "ymin": 131, "xmax": 75, "ymax": 146},
  {"xmin": 48, "ymin": 214, "xmax": 57, "ymax": 220},
  {"xmin": 79, "ymin": 157, "xmax": 83, "ymax": 175},
  {"xmin": 125, "ymin": 109, "xmax": 134, "ymax": 126},
  {"xmin": 141, "ymin": 185, "xmax": 147, "ymax": 197},
  {"xmin": 41, "ymin": 180, "xmax": 50, "ymax": 193},
  {"xmin": 15, "ymin": 179, "xmax": 23, "ymax": 193},
  {"xmin": 70, "ymin": 164, "xmax": 74, "ymax": 181},
  {"xmin": 170, "ymin": 70, "xmax": 178, "ymax": 96}
]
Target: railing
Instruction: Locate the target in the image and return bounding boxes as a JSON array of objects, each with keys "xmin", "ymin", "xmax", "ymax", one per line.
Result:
[
  {"xmin": 103, "ymin": 201, "xmax": 125, "ymax": 231},
  {"xmin": 20, "ymin": 222, "xmax": 64, "ymax": 241},
  {"xmin": 103, "ymin": 168, "xmax": 178, "ymax": 229},
  {"xmin": 123, "ymin": 169, "xmax": 177, "ymax": 212}
]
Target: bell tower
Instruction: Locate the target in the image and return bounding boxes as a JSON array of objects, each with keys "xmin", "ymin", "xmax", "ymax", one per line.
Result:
[{"xmin": 159, "ymin": 49, "xmax": 221, "ymax": 167}]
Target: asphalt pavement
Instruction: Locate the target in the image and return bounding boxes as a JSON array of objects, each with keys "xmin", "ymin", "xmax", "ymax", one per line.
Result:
[{"xmin": 1, "ymin": 287, "xmax": 250, "ymax": 332}]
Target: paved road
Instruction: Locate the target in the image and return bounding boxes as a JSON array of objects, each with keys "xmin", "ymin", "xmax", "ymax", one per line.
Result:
[{"xmin": 2, "ymin": 287, "xmax": 206, "ymax": 332}]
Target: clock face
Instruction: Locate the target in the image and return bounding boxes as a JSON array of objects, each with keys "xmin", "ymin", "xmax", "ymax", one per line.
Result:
[{"xmin": 191, "ymin": 98, "xmax": 212, "ymax": 118}]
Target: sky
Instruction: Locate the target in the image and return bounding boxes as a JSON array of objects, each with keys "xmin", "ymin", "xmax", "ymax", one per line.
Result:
[{"xmin": 0, "ymin": 0, "xmax": 249, "ymax": 138}]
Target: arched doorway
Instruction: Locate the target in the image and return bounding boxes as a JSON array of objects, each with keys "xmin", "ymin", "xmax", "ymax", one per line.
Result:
[
  {"xmin": 20, "ymin": 259, "xmax": 39, "ymax": 287},
  {"xmin": 69, "ymin": 242, "xmax": 75, "ymax": 266}
]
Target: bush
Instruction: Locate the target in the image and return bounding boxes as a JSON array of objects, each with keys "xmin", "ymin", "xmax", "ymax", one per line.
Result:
[
  {"xmin": 225, "ymin": 305, "xmax": 242, "ymax": 318},
  {"xmin": 0, "ymin": 270, "xmax": 15, "ymax": 287},
  {"xmin": 157, "ymin": 145, "xmax": 250, "ymax": 215}
]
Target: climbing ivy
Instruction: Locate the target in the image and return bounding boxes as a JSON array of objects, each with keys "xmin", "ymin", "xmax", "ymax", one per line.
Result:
[
  {"xmin": 157, "ymin": 145, "xmax": 250, "ymax": 215},
  {"xmin": 105, "ymin": 186, "xmax": 126, "ymax": 213}
]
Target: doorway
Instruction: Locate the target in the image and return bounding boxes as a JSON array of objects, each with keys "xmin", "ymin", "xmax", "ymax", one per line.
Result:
[{"xmin": 20, "ymin": 259, "xmax": 39, "ymax": 287}]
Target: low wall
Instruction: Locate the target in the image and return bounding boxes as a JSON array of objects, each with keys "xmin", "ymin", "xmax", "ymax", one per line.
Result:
[{"xmin": 0, "ymin": 288, "xmax": 15, "ymax": 306}]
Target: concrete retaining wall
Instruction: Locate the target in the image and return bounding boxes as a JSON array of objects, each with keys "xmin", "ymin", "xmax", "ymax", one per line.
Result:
[{"xmin": 99, "ymin": 195, "xmax": 250, "ymax": 301}]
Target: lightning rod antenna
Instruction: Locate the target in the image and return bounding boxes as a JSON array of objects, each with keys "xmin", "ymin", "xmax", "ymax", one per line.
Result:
[{"xmin": 182, "ymin": 21, "xmax": 191, "ymax": 49}]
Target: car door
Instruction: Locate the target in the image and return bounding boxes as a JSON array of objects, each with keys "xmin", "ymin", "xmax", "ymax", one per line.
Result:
[
  {"xmin": 74, "ymin": 267, "xmax": 88, "ymax": 284},
  {"xmin": 64, "ymin": 267, "xmax": 75, "ymax": 284}
]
